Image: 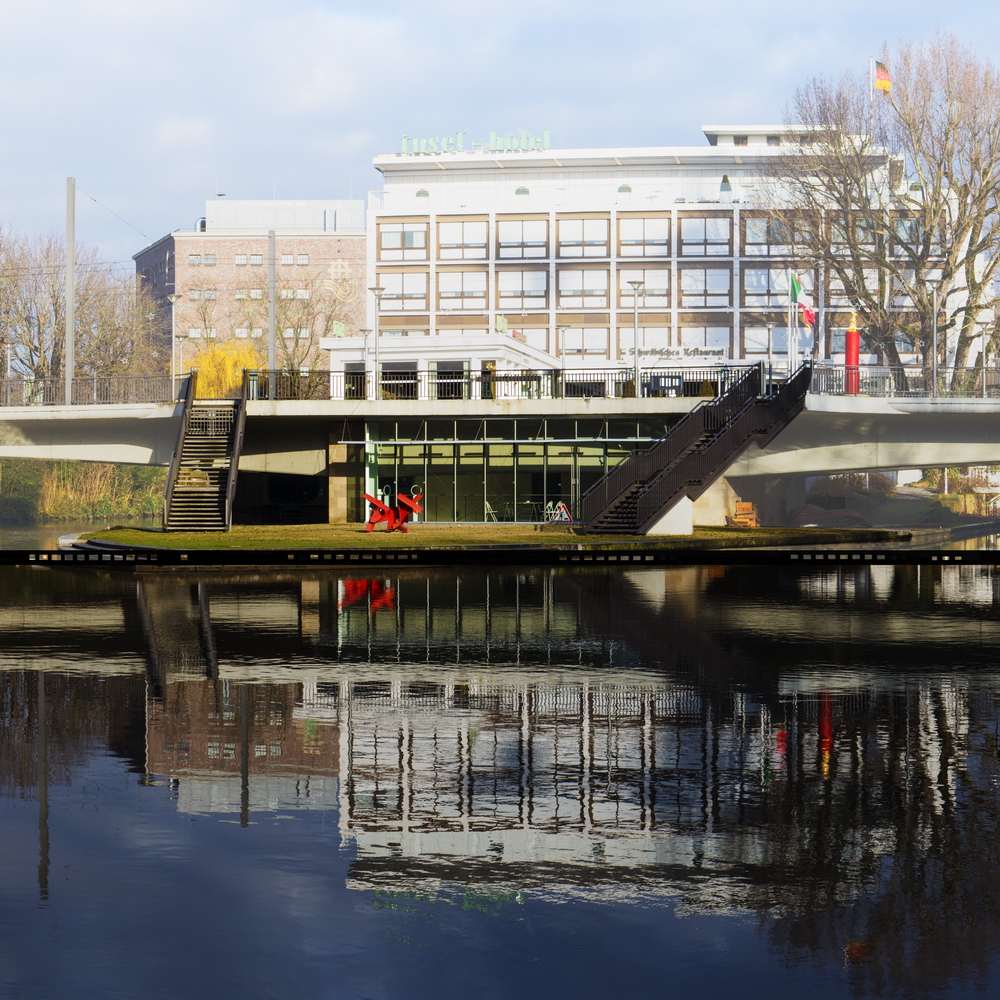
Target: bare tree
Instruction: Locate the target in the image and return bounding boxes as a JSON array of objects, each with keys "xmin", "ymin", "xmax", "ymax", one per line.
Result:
[
  {"xmin": 764, "ymin": 33, "xmax": 1000, "ymax": 377},
  {"xmin": 3, "ymin": 230, "xmax": 162, "ymax": 381}
]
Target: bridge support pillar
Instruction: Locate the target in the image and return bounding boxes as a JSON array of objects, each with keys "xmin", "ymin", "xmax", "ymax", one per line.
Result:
[{"xmin": 645, "ymin": 496, "xmax": 693, "ymax": 536}]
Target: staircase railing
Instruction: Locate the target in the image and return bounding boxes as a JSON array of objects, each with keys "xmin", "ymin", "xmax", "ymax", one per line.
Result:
[
  {"xmin": 223, "ymin": 374, "xmax": 252, "ymax": 530},
  {"xmin": 580, "ymin": 365, "xmax": 763, "ymax": 526},
  {"xmin": 162, "ymin": 372, "xmax": 198, "ymax": 530},
  {"xmin": 634, "ymin": 363, "xmax": 812, "ymax": 533}
]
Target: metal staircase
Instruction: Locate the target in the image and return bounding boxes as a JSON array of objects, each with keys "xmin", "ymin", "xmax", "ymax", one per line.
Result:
[
  {"xmin": 582, "ymin": 363, "xmax": 812, "ymax": 534},
  {"xmin": 163, "ymin": 375, "xmax": 248, "ymax": 532}
]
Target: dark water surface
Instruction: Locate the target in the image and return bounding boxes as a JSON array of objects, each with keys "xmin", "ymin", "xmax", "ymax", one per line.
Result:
[{"xmin": 3, "ymin": 562, "xmax": 1000, "ymax": 999}]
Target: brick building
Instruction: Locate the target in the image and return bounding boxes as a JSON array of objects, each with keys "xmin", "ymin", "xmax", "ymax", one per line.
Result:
[{"xmin": 134, "ymin": 199, "xmax": 367, "ymax": 374}]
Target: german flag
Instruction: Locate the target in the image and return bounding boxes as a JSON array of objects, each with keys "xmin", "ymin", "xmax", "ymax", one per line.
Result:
[{"xmin": 875, "ymin": 61, "xmax": 892, "ymax": 97}]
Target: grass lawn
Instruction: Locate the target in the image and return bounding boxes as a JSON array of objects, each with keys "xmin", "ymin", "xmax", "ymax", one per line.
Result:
[{"xmin": 82, "ymin": 522, "xmax": 904, "ymax": 551}]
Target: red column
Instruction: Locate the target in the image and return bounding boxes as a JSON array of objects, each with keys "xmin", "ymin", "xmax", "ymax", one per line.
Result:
[{"xmin": 845, "ymin": 319, "xmax": 860, "ymax": 394}]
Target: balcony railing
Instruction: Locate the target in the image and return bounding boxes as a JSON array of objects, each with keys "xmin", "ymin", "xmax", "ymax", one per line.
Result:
[
  {"xmin": 0, "ymin": 374, "xmax": 184, "ymax": 407},
  {"xmin": 245, "ymin": 366, "xmax": 760, "ymax": 402},
  {"xmin": 811, "ymin": 365, "xmax": 1000, "ymax": 398}
]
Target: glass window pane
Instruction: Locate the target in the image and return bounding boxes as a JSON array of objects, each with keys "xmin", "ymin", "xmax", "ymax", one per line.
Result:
[
  {"xmin": 682, "ymin": 218, "xmax": 706, "ymax": 240},
  {"xmin": 523, "ymin": 221, "xmax": 546, "ymax": 242}
]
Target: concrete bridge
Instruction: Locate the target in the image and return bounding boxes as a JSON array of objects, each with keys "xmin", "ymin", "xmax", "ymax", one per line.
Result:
[{"xmin": 2, "ymin": 366, "xmax": 998, "ymax": 529}]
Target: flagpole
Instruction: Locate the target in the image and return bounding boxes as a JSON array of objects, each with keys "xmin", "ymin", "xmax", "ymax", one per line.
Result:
[
  {"xmin": 788, "ymin": 268, "xmax": 794, "ymax": 375},
  {"xmin": 868, "ymin": 57, "xmax": 875, "ymax": 138}
]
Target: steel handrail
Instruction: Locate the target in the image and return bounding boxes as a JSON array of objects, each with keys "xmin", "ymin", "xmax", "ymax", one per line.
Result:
[
  {"xmin": 162, "ymin": 372, "xmax": 198, "ymax": 529},
  {"xmin": 634, "ymin": 363, "xmax": 811, "ymax": 532},
  {"xmin": 579, "ymin": 365, "xmax": 762, "ymax": 526}
]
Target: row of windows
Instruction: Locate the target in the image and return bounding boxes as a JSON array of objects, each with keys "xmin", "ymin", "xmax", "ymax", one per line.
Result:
[
  {"xmin": 378, "ymin": 216, "xmax": 935, "ymax": 261},
  {"xmin": 376, "ymin": 268, "xmax": 817, "ymax": 310},
  {"xmin": 188, "ymin": 288, "xmax": 313, "ymax": 300},
  {"xmin": 186, "ymin": 327, "xmax": 313, "ymax": 339},
  {"xmin": 188, "ymin": 253, "xmax": 311, "ymax": 266},
  {"xmin": 351, "ymin": 325, "xmax": 915, "ymax": 358}
]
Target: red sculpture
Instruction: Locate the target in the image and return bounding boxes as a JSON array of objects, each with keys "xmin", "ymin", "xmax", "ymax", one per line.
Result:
[{"xmin": 363, "ymin": 491, "xmax": 424, "ymax": 533}]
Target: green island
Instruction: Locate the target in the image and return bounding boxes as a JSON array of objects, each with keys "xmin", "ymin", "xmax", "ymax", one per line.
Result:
[{"xmin": 83, "ymin": 523, "xmax": 906, "ymax": 551}]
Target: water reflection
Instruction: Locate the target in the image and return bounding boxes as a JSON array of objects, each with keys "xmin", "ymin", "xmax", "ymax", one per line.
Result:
[{"xmin": 3, "ymin": 563, "xmax": 1000, "ymax": 998}]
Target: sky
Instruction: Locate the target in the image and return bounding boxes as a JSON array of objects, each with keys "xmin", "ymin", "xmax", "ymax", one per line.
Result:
[{"xmin": 0, "ymin": 0, "xmax": 996, "ymax": 267}]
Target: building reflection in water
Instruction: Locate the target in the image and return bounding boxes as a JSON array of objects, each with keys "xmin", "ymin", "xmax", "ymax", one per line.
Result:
[{"xmin": 4, "ymin": 561, "xmax": 1000, "ymax": 995}]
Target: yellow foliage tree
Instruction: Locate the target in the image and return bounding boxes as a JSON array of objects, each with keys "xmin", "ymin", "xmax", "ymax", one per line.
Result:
[{"xmin": 192, "ymin": 341, "xmax": 266, "ymax": 398}]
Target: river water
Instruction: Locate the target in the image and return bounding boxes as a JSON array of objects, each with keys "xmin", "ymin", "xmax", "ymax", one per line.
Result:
[{"xmin": 3, "ymin": 561, "xmax": 1000, "ymax": 999}]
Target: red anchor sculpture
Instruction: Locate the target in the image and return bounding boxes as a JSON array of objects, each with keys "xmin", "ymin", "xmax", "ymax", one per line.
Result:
[{"xmin": 363, "ymin": 490, "xmax": 424, "ymax": 533}]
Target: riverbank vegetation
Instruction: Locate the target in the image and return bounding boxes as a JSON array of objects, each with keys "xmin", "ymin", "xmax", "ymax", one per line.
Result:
[{"xmin": 0, "ymin": 460, "xmax": 165, "ymax": 522}]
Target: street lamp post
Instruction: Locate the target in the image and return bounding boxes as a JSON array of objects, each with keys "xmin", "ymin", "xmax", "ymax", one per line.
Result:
[
  {"xmin": 359, "ymin": 329, "xmax": 372, "ymax": 399},
  {"xmin": 628, "ymin": 280, "xmax": 645, "ymax": 396},
  {"xmin": 368, "ymin": 285, "xmax": 384, "ymax": 401},
  {"xmin": 931, "ymin": 281, "xmax": 939, "ymax": 398},
  {"xmin": 167, "ymin": 293, "xmax": 179, "ymax": 388},
  {"xmin": 764, "ymin": 319, "xmax": 777, "ymax": 393},
  {"xmin": 556, "ymin": 324, "xmax": 569, "ymax": 397}
]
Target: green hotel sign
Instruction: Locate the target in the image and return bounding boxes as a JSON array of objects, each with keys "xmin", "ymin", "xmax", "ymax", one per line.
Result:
[{"xmin": 401, "ymin": 131, "xmax": 551, "ymax": 155}]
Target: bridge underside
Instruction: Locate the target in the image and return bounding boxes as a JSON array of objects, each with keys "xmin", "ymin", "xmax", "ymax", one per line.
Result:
[
  {"xmin": 0, "ymin": 403, "xmax": 183, "ymax": 466},
  {"xmin": 3, "ymin": 394, "xmax": 999, "ymax": 530}
]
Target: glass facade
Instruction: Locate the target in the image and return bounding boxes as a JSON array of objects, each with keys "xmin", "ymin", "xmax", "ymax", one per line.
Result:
[{"xmin": 364, "ymin": 417, "xmax": 672, "ymax": 522}]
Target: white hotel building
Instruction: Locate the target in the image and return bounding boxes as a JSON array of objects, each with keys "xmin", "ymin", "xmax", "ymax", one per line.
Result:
[{"xmin": 334, "ymin": 125, "xmax": 860, "ymax": 378}]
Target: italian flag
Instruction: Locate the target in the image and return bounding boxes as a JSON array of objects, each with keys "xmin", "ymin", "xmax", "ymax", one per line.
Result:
[{"xmin": 790, "ymin": 273, "xmax": 816, "ymax": 329}]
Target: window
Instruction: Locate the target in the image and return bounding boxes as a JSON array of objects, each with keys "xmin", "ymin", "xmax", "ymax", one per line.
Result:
[
  {"xmin": 565, "ymin": 328, "xmax": 610, "ymax": 355},
  {"xmin": 280, "ymin": 289, "xmax": 295, "ymax": 299},
  {"xmin": 831, "ymin": 215, "xmax": 875, "ymax": 247},
  {"xmin": 767, "ymin": 135, "xmax": 781, "ymax": 146},
  {"xmin": 619, "ymin": 217, "xmax": 669, "ymax": 256},
  {"xmin": 680, "ymin": 217, "xmax": 730, "ymax": 255},
  {"xmin": 187, "ymin": 328, "xmax": 216, "ymax": 339},
  {"xmin": 250, "ymin": 288, "xmax": 264, "ymax": 299},
  {"xmin": 379, "ymin": 223, "xmax": 428, "ymax": 261},
  {"xmin": 252, "ymin": 328, "xmax": 263, "ymax": 338},
  {"xmin": 235, "ymin": 328, "xmax": 249, "ymax": 339},
  {"xmin": 297, "ymin": 254, "xmax": 309, "ymax": 265},
  {"xmin": 734, "ymin": 136, "xmax": 748, "ymax": 146},
  {"xmin": 205, "ymin": 328, "xmax": 217, "ymax": 338},
  {"xmin": 559, "ymin": 218, "xmax": 609, "ymax": 257},
  {"xmin": 680, "ymin": 327, "xmax": 730, "ymax": 350},
  {"xmin": 497, "ymin": 270, "xmax": 547, "ymax": 309},
  {"xmin": 203, "ymin": 254, "xmax": 216, "ymax": 266},
  {"xmin": 438, "ymin": 270, "xmax": 487, "ymax": 309},
  {"xmin": 829, "ymin": 269, "xmax": 876, "ymax": 307},
  {"xmin": 235, "ymin": 254, "xmax": 247, "ymax": 265},
  {"xmin": 204, "ymin": 289, "xmax": 217, "ymax": 300},
  {"xmin": 744, "ymin": 325, "xmax": 789, "ymax": 354},
  {"xmin": 188, "ymin": 255, "xmax": 201, "ymax": 266},
  {"xmin": 250, "ymin": 254, "xmax": 263, "ymax": 266},
  {"xmin": 557, "ymin": 269, "xmax": 608, "ymax": 308},
  {"xmin": 619, "ymin": 268, "xmax": 669, "ymax": 307},
  {"xmin": 744, "ymin": 218, "xmax": 793, "ymax": 255},
  {"xmin": 280, "ymin": 327, "xmax": 310, "ymax": 339},
  {"xmin": 380, "ymin": 272, "xmax": 428, "ymax": 310},
  {"xmin": 282, "ymin": 328, "xmax": 295, "ymax": 339},
  {"xmin": 297, "ymin": 327, "xmax": 311, "ymax": 338},
  {"xmin": 498, "ymin": 219, "xmax": 547, "ymax": 258},
  {"xmin": 188, "ymin": 328, "xmax": 201, "ymax": 338},
  {"xmin": 438, "ymin": 221, "xmax": 488, "ymax": 259},
  {"xmin": 282, "ymin": 254, "xmax": 294, "ymax": 265},
  {"xmin": 296, "ymin": 288, "xmax": 310, "ymax": 299},
  {"xmin": 895, "ymin": 217, "xmax": 921, "ymax": 249},
  {"xmin": 235, "ymin": 289, "xmax": 247, "ymax": 300},
  {"xmin": 680, "ymin": 269, "xmax": 731, "ymax": 307},
  {"xmin": 743, "ymin": 268, "xmax": 789, "ymax": 307},
  {"xmin": 188, "ymin": 289, "xmax": 201, "ymax": 300}
]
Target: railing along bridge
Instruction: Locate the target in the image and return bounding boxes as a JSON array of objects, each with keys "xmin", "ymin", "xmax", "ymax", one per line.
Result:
[{"xmin": 3, "ymin": 363, "xmax": 1000, "ymax": 407}]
